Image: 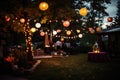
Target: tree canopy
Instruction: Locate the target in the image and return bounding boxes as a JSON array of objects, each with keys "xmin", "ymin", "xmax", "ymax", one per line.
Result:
[{"xmin": 0, "ymin": 0, "xmax": 112, "ymax": 45}]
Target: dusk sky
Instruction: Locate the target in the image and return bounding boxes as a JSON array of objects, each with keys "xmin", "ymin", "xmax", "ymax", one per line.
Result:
[
  {"xmin": 106, "ymin": 0, "xmax": 118, "ymax": 17},
  {"xmin": 102, "ymin": 0, "xmax": 118, "ymax": 26}
]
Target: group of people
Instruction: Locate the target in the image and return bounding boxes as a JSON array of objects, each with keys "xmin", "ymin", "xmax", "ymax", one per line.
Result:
[{"xmin": 49, "ymin": 41, "xmax": 70, "ymax": 56}]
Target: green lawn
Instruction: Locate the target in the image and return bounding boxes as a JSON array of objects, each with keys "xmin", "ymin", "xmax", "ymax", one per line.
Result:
[{"xmin": 25, "ymin": 53, "xmax": 120, "ymax": 80}]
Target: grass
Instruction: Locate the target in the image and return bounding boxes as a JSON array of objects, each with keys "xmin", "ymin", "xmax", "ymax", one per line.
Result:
[{"xmin": 25, "ymin": 53, "xmax": 120, "ymax": 80}]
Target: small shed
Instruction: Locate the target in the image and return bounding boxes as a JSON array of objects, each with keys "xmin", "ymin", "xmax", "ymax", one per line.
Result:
[{"xmin": 97, "ymin": 26, "xmax": 120, "ymax": 58}]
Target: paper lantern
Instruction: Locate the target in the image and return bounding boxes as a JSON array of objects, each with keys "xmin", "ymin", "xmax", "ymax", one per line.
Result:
[
  {"xmin": 5, "ymin": 16, "xmax": 10, "ymax": 21},
  {"xmin": 20, "ymin": 18, "xmax": 25, "ymax": 23},
  {"xmin": 89, "ymin": 27, "xmax": 95, "ymax": 34},
  {"xmin": 96, "ymin": 27, "xmax": 101, "ymax": 33},
  {"xmin": 35, "ymin": 23, "xmax": 41, "ymax": 28},
  {"xmin": 66, "ymin": 30, "xmax": 71, "ymax": 35},
  {"xmin": 61, "ymin": 37, "xmax": 64, "ymax": 41},
  {"xmin": 57, "ymin": 29, "xmax": 61, "ymax": 33},
  {"xmin": 30, "ymin": 27, "xmax": 36, "ymax": 33},
  {"xmin": 40, "ymin": 31, "xmax": 45, "ymax": 36},
  {"xmin": 53, "ymin": 30, "xmax": 57, "ymax": 35},
  {"xmin": 39, "ymin": 2, "xmax": 49, "ymax": 11},
  {"xmin": 90, "ymin": 30, "xmax": 95, "ymax": 34},
  {"xmin": 107, "ymin": 17, "xmax": 113, "ymax": 22},
  {"xmin": 63, "ymin": 20, "xmax": 70, "ymax": 27},
  {"xmin": 79, "ymin": 8, "xmax": 88, "ymax": 16},
  {"xmin": 78, "ymin": 34, "xmax": 83, "ymax": 38},
  {"xmin": 76, "ymin": 29, "xmax": 80, "ymax": 33}
]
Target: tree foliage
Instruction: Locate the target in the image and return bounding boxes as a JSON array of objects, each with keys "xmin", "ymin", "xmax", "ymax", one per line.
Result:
[
  {"xmin": 73, "ymin": 0, "xmax": 111, "ymax": 27},
  {"xmin": 0, "ymin": 0, "xmax": 112, "ymax": 45}
]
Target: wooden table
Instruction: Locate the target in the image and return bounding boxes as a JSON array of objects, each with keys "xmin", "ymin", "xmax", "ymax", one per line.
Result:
[{"xmin": 88, "ymin": 52, "xmax": 110, "ymax": 62}]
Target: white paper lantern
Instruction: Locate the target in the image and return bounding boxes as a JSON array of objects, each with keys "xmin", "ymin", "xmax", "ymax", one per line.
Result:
[
  {"xmin": 78, "ymin": 34, "xmax": 83, "ymax": 38},
  {"xmin": 35, "ymin": 23, "xmax": 41, "ymax": 28}
]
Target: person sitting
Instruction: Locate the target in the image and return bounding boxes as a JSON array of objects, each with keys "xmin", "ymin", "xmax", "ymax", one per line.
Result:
[{"xmin": 93, "ymin": 42, "xmax": 100, "ymax": 53}]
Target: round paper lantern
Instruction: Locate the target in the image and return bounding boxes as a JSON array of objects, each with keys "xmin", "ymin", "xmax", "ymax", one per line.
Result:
[
  {"xmin": 96, "ymin": 27, "xmax": 101, "ymax": 33},
  {"xmin": 20, "ymin": 18, "xmax": 25, "ymax": 23},
  {"xmin": 40, "ymin": 31, "xmax": 45, "ymax": 36},
  {"xmin": 35, "ymin": 23, "xmax": 41, "ymax": 28},
  {"xmin": 78, "ymin": 34, "xmax": 83, "ymax": 38},
  {"xmin": 107, "ymin": 17, "xmax": 113, "ymax": 22},
  {"xmin": 88, "ymin": 27, "xmax": 93, "ymax": 31},
  {"xmin": 79, "ymin": 8, "xmax": 88, "ymax": 16},
  {"xmin": 63, "ymin": 20, "xmax": 70, "ymax": 27},
  {"xmin": 53, "ymin": 30, "xmax": 57, "ymax": 35},
  {"xmin": 76, "ymin": 29, "xmax": 80, "ymax": 33},
  {"xmin": 39, "ymin": 2, "xmax": 49, "ymax": 11},
  {"xmin": 61, "ymin": 37, "xmax": 64, "ymax": 41},
  {"xmin": 57, "ymin": 29, "xmax": 61, "ymax": 33},
  {"xmin": 5, "ymin": 16, "xmax": 10, "ymax": 21},
  {"xmin": 30, "ymin": 27, "xmax": 36, "ymax": 33},
  {"xmin": 88, "ymin": 27, "xmax": 95, "ymax": 34},
  {"xmin": 90, "ymin": 29, "xmax": 95, "ymax": 34},
  {"xmin": 66, "ymin": 30, "xmax": 71, "ymax": 35}
]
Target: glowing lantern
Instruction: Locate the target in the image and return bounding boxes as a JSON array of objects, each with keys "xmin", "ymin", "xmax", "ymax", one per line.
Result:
[
  {"xmin": 4, "ymin": 56, "xmax": 14, "ymax": 62},
  {"xmin": 20, "ymin": 18, "xmax": 25, "ymax": 23},
  {"xmin": 5, "ymin": 16, "xmax": 10, "ymax": 21},
  {"xmin": 63, "ymin": 20, "xmax": 70, "ymax": 27},
  {"xmin": 39, "ymin": 2, "xmax": 49, "ymax": 11},
  {"xmin": 40, "ymin": 31, "xmax": 45, "ymax": 36},
  {"xmin": 30, "ymin": 27, "xmax": 36, "ymax": 33},
  {"xmin": 90, "ymin": 29, "xmax": 95, "ymax": 34},
  {"xmin": 89, "ymin": 27, "xmax": 95, "ymax": 34},
  {"xmin": 107, "ymin": 17, "xmax": 113, "ymax": 22},
  {"xmin": 53, "ymin": 30, "xmax": 57, "ymax": 35},
  {"xmin": 89, "ymin": 27, "xmax": 92, "ymax": 31},
  {"xmin": 61, "ymin": 37, "xmax": 64, "ymax": 41},
  {"xmin": 35, "ymin": 23, "xmax": 41, "ymax": 28},
  {"xmin": 66, "ymin": 30, "xmax": 71, "ymax": 35},
  {"xmin": 79, "ymin": 7, "xmax": 88, "ymax": 16},
  {"xmin": 78, "ymin": 34, "xmax": 83, "ymax": 38},
  {"xmin": 76, "ymin": 29, "xmax": 80, "ymax": 33},
  {"xmin": 57, "ymin": 29, "xmax": 61, "ymax": 33},
  {"xmin": 96, "ymin": 27, "xmax": 101, "ymax": 33}
]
